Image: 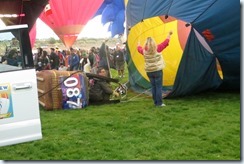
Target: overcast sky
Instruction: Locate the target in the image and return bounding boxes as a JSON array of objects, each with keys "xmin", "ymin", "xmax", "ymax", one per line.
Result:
[
  {"xmin": 0, "ymin": 15, "xmax": 112, "ymax": 39},
  {"xmin": 36, "ymin": 15, "xmax": 111, "ymax": 39}
]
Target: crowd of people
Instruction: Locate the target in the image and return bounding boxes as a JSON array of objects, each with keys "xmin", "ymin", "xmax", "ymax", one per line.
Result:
[
  {"xmin": 33, "ymin": 41, "xmax": 126, "ymax": 78},
  {"xmin": 32, "ymin": 41, "xmax": 126, "ymax": 105},
  {"xmin": 2, "ymin": 34, "xmax": 174, "ymax": 107}
]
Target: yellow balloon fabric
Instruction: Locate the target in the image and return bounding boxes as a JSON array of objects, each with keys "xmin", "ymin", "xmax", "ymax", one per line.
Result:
[{"xmin": 128, "ymin": 16, "xmax": 184, "ymax": 87}]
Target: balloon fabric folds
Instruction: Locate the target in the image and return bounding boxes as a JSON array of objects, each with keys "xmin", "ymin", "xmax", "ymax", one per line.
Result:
[
  {"xmin": 39, "ymin": 0, "xmax": 104, "ymax": 48},
  {"xmin": 95, "ymin": 0, "xmax": 125, "ymax": 37},
  {"xmin": 126, "ymin": 0, "xmax": 240, "ymax": 97}
]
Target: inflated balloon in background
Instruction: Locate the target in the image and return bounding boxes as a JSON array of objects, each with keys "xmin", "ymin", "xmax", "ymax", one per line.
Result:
[{"xmin": 39, "ymin": 0, "xmax": 104, "ymax": 48}]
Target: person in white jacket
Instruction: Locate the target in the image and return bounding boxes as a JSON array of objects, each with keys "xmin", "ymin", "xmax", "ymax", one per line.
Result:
[{"xmin": 79, "ymin": 53, "xmax": 91, "ymax": 73}]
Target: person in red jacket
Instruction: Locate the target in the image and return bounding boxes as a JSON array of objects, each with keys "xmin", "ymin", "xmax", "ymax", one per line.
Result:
[{"xmin": 137, "ymin": 31, "xmax": 173, "ymax": 107}]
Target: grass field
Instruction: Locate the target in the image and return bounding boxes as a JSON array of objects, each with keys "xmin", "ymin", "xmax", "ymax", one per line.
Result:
[{"xmin": 0, "ymin": 68, "xmax": 240, "ymax": 160}]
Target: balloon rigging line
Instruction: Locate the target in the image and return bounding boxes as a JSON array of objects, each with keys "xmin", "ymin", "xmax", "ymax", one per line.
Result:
[
  {"xmin": 121, "ymin": 88, "xmax": 152, "ymax": 102},
  {"xmin": 165, "ymin": 0, "xmax": 174, "ymax": 15},
  {"xmin": 142, "ymin": 0, "xmax": 148, "ymax": 22},
  {"xmin": 127, "ymin": 0, "xmax": 132, "ymax": 29},
  {"xmin": 191, "ymin": 0, "xmax": 218, "ymax": 25}
]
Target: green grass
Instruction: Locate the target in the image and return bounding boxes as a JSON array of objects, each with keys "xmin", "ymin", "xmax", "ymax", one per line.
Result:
[
  {"xmin": 0, "ymin": 67, "xmax": 240, "ymax": 160},
  {"xmin": 0, "ymin": 90, "xmax": 240, "ymax": 160}
]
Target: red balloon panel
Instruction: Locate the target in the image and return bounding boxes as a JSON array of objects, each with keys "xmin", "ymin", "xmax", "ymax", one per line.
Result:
[{"xmin": 39, "ymin": 0, "xmax": 103, "ymax": 47}]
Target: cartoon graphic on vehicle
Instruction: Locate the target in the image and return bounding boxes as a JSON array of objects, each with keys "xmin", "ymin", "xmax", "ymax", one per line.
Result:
[{"xmin": 0, "ymin": 85, "xmax": 13, "ymax": 119}]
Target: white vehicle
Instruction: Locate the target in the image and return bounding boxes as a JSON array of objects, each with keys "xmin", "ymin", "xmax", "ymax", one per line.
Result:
[{"xmin": 0, "ymin": 24, "xmax": 42, "ymax": 147}]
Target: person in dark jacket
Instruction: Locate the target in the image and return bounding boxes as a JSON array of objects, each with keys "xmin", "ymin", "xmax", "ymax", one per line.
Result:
[
  {"xmin": 6, "ymin": 49, "xmax": 18, "ymax": 67},
  {"xmin": 49, "ymin": 48, "xmax": 59, "ymax": 70},
  {"xmin": 113, "ymin": 43, "xmax": 125, "ymax": 78},
  {"xmin": 89, "ymin": 67, "xmax": 120, "ymax": 105}
]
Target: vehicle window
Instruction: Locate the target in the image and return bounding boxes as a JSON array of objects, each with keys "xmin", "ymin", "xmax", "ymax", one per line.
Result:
[{"xmin": 0, "ymin": 31, "xmax": 22, "ymax": 72}]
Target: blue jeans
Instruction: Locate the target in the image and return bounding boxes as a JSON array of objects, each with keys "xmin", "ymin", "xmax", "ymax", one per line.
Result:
[{"xmin": 146, "ymin": 70, "xmax": 163, "ymax": 106}]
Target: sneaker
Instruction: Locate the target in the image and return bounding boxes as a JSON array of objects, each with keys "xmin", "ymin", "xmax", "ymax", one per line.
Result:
[{"xmin": 155, "ymin": 104, "xmax": 166, "ymax": 107}]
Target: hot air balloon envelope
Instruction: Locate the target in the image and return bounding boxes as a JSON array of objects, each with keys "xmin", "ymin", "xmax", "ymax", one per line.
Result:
[{"xmin": 39, "ymin": 0, "xmax": 104, "ymax": 48}]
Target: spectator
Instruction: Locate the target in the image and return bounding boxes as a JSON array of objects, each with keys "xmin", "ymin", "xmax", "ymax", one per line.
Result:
[
  {"xmin": 80, "ymin": 52, "xmax": 91, "ymax": 73},
  {"xmin": 58, "ymin": 63, "xmax": 68, "ymax": 71},
  {"xmin": 68, "ymin": 47, "xmax": 80, "ymax": 71},
  {"xmin": 34, "ymin": 47, "xmax": 43, "ymax": 69},
  {"xmin": 89, "ymin": 67, "xmax": 120, "ymax": 105},
  {"xmin": 113, "ymin": 43, "xmax": 125, "ymax": 78},
  {"xmin": 49, "ymin": 48, "xmax": 59, "ymax": 70}
]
